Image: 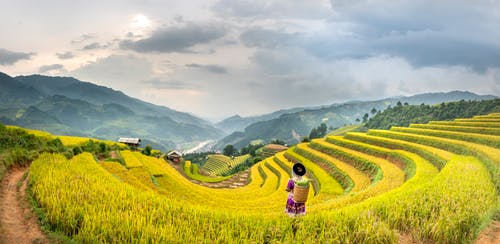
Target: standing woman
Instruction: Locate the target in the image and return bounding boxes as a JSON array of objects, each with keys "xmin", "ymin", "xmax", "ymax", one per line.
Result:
[{"xmin": 285, "ymin": 163, "xmax": 308, "ymax": 217}]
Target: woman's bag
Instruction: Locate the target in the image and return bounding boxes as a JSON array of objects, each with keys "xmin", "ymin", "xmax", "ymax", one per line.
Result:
[{"xmin": 293, "ymin": 183, "xmax": 309, "ymax": 203}]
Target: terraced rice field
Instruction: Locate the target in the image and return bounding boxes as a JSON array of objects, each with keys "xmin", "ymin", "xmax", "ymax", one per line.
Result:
[
  {"xmin": 183, "ymin": 161, "xmax": 232, "ymax": 183},
  {"xmin": 200, "ymin": 154, "xmax": 250, "ymax": 175},
  {"xmin": 5, "ymin": 125, "xmax": 126, "ymax": 147},
  {"xmin": 28, "ymin": 113, "xmax": 500, "ymax": 242},
  {"xmin": 259, "ymin": 144, "xmax": 288, "ymax": 158}
]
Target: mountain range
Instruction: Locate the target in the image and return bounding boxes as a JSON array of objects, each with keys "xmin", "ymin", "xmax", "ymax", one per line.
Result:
[
  {"xmin": 1, "ymin": 71, "xmax": 496, "ymax": 152},
  {"xmin": 215, "ymin": 91, "xmax": 497, "ymax": 149},
  {"xmin": 0, "ymin": 72, "xmax": 223, "ymax": 151},
  {"xmin": 215, "ymin": 107, "xmax": 305, "ymax": 134}
]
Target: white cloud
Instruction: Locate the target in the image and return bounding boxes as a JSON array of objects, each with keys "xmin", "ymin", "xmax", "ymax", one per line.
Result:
[{"xmin": 1, "ymin": 0, "xmax": 499, "ymax": 120}]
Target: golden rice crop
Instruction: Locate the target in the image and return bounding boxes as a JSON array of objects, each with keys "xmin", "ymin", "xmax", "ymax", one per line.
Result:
[
  {"xmin": 100, "ymin": 162, "xmax": 155, "ymax": 192},
  {"xmin": 307, "ymin": 139, "xmax": 405, "ymax": 212},
  {"xmin": 292, "ymin": 144, "xmax": 368, "ymax": 192},
  {"xmin": 32, "ymin": 152, "xmax": 495, "ymax": 242},
  {"xmin": 27, "ymin": 113, "xmax": 500, "ymax": 243},
  {"xmin": 409, "ymin": 123, "xmax": 500, "ymax": 136},
  {"xmin": 284, "ymin": 148, "xmax": 344, "ymax": 196},
  {"xmin": 202, "ymin": 154, "xmax": 250, "ymax": 175},
  {"xmin": 120, "ymin": 150, "xmax": 143, "ymax": 168},
  {"xmin": 391, "ymin": 126, "xmax": 500, "ymax": 148},
  {"xmin": 6, "ymin": 125, "xmax": 126, "ymax": 147},
  {"xmin": 454, "ymin": 118, "xmax": 500, "ymax": 123},
  {"xmin": 473, "ymin": 114, "xmax": 500, "ymax": 119},
  {"xmin": 6, "ymin": 125, "xmax": 52, "ymax": 138},
  {"xmin": 324, "ymin": 136, "xmax": 438, "ymax": 187},
  {"xmin": 57, "ymin": 135, "xmax": 125, "ymax": 147},
  {"xmin": 367, "ymin": 129, "xmax": 500, "ymax": 191},
  {"xmin": 344, "ymin": 132, "xmax": 453, "ymax": 169},
  {"xmin": 183, "ymin": 162, "xmax": 232, "ymax": 183},
  {"xmin": 429, "ymin": 120, "xmax": 500, "ymax": 128}
]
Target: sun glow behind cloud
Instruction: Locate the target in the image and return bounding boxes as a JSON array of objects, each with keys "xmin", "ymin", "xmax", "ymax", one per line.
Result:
[{"xmin": 131, "ymin": 14, "xmax": 152, "ymax": 29}]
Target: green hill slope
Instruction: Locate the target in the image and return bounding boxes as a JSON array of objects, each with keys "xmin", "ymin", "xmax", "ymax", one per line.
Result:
[
  {"xmin": 216, "ymin": 92, "xmax": 497, "ymax": 149},
  {"xmin": 0, "ymin": 72, "xmax": 224, "ymax": 150}
]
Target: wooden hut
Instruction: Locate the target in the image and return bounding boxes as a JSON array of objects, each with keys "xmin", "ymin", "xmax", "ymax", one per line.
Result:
[
  {"xmin": 118, "ymin": 137, "xmax": 141, "ymax": 148},
  {"xmin": 167, "ymin": 150, "xmax": 182, "ymax": 164}
]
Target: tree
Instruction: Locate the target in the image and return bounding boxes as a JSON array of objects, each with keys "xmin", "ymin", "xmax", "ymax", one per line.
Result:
[
  {"xmin": 270, "ymin": 139, "xmax": 285, "ymax": 145},
  {"xmin": 397, "ymin": 101, "xmax": 403, "ymax": 107},
  {"xmin": 355, "ymin": 118, "xmax": 360, "ymax": 122},
  {"xmin": 240, "ymin": 143, "xmax": 263, "ymax": 157},
  {"xmin": 404, "ymin": 102, "xmax": 409, "ymax": 106},
  {"xmin": 72, "ymin": 146, "xmax": 82, "ymax": 155},
  {"xmin": 318, "ymin": 123, "xmax": 327, "ymax": 137},
  {"xmin": 142, "ymin": 145, "xmax": 152, "ymax": 156},
  {"xmin": 223, "ymin": 144, "xmax": 237, "ymax": 156},
  {"xmin": 362, "ymin": 113, "xmax": 369, "ymax": 123},
  {"xmin": 309, "ymin": 123, "xmax": 328, "ymax": 139},
  {"xmin": 99, "ymin": 142, "xmax": 107, "ymax": 153},
  {"xmin": 371, "ymin": 107, "xmax": 377, "ymax": 115},
  {"xmin": 365, "ymin": 98, "xmax": 500, "ymax": 130},
  {"xmin": 301, "ymin": 137, "xmax": 311, "ymax": 143},
  {"xmin": 309, "ymin": 128, "xmax": 318, "ymax": 139}
]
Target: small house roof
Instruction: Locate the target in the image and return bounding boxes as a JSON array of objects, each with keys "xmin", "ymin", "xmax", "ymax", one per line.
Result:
[
  {"xmin": 167, "ymin": 150, "xmax": 181, "ymax": 157},
  {"xmin": 118, "ymin": 138, "xmax": 141, "ymax": 144}
]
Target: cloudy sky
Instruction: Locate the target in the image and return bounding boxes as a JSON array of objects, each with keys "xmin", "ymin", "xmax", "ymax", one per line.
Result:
[{"xmin": 1, "ymin": 0, "xmax": 500, "ymax": 121}]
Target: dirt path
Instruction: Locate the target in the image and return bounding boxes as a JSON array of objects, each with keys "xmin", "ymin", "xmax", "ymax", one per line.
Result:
[
  {"xmin": 476, "ymin": 221, "xmax": 500, "ymax": 244},
  {"xmin": 0, "ymin": 167, "xmax": 48, "ymax": 244},
  {"xmin": 110, "ymin": 150, "xmax": 118, "ymax": 159}
]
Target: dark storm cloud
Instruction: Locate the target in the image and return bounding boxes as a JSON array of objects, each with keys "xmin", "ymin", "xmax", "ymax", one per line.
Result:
[
  {"xmin": 0, "ymin": 48, "xmax": 35, "ymax": 65},
  {"xmin": 185, "ymin": 63, "xmax": 228, "ymax": 74},
  {"xmin": 120, "ymin": 23, "xmax": 226, "ymax": 53},
  {"xmin": 303, "ymin": 30, "xmax": 500, "ymax": 72},
  {"xmin": 56, "ymin": 51, "xmax": 74, "ymax": 59},
  {"xmin": 319, "ymin": 0, "xmax": 500, "ymax": 71},
  {"xmin": 222, "ymin": 0, "xmax": 500, "ymax": 72},
  {"xmin": 374, "ymin": 33, "xmax": 500, "ymax": 73},
  {"xmin": 39, "ymin": 64, "xmax": 64, "ymax": 73}
]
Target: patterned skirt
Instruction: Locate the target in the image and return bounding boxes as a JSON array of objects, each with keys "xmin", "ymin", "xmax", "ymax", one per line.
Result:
[{"xmin": 285, "ymin": 194, "xmax": 306, "ymax": 217}]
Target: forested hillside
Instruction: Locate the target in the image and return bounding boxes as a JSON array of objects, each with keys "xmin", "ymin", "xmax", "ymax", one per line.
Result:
[
  {"xmin": 217, "ymin": 92, "xmax": 497, "ymax": 149},
  {"xmin": 366, "ymin": 99, "xmax": 500, "ymax": 129},
  {"xmin": 0, "ymin": 72, "xmax": 224, "ymax": 150}
]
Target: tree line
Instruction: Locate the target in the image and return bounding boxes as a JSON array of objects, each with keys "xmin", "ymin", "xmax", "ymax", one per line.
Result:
[{"xmin": 365, "ymin": 99, "xmax": 500, "ymax": 129}]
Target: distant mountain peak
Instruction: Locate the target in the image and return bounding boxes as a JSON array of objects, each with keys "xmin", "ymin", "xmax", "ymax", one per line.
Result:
[
  {"xmin": 1, "ymin": 71, "xmax": 224, "ymax": 151},
  {"xmin": 223, "ymin": 115, "xmax": 243, "ymax": 121},
  {"xmin": 215, "ymin": 90, "xmax": 497, "ymax": 150}
]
